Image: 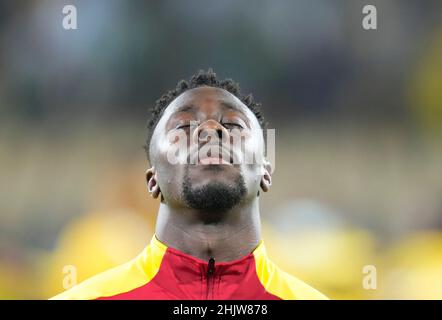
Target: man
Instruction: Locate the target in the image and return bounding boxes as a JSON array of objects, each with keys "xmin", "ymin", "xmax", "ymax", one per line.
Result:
[{"xmin": 51, "ymin": 69, "xmax": 327, "ymax": 300}]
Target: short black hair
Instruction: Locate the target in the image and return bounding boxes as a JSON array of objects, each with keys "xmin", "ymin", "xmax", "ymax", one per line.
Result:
[{"xmin": 144, "ymin": 69, "xmax": 267, "ymax": 161}]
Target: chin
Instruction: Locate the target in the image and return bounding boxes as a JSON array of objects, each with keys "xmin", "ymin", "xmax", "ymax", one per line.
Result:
[{"xmin": 182, "ymin": 175, "xmax": 247, "ymax": 215}]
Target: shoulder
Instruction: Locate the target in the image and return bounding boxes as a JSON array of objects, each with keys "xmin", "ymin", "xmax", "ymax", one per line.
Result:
[
  {"xmin": 50, "ymin": 238, "xmax": 166, "ymax": 300},
  {"xmin": 50, "ymin": 258, "xmax": 148, "ymax": 300},
  {"xmin": 50, "ymin": 237, "xmax": 167, "ymax": 300},
  {"xmin": 50, "ymin": 247, "xmax": 161, "ymax": 300},
  {"xmin": 273, "ymin": 265, "xmax": 328, "ymax": 300},
  {"xmin": 254, "ymin": 255, "xmax": 328, "ymax": 300}
]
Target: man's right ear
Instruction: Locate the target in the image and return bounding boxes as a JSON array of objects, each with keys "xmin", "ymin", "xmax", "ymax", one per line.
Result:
[{"xmin": 145, "ymin": 167, "xmax": 161, "ymax": 199}]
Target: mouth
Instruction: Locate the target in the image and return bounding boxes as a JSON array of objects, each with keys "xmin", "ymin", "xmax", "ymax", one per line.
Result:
[
  {"xmin": 198, "ymin": 147, "xmax": 233, "ymax": 165},
  {"xmin": 188, "ymin": 145, "xmax": 236, "ymax": 166},
  {"xmin": 198, "ymin": 156, "xmax": 232, "ymax": 165}
]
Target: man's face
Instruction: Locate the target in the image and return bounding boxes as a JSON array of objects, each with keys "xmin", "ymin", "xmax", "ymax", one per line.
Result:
[{"xmin": 147, "ymin": 86, "xmax": 271, "ymax": 217}]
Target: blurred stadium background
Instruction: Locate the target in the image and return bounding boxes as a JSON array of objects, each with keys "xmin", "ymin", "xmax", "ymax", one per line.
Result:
[{"xmin": 0, "ymin": 0, "xmax": 441, "ymax": 299}]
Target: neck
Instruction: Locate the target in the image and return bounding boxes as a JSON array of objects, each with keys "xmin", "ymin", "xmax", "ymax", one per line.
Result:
[{"xmin": 154, "ymin": 199, "xmax": 262, "ymax": 262}]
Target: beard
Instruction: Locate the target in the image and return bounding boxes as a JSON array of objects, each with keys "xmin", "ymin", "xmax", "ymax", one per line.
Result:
[{"xmin": 182, "ymin": 169, "xmax": 247, "ymax": 222}]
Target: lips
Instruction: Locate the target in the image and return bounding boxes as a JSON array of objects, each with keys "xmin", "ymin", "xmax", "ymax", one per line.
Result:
[
  {"xmin": 198, "ymin": 156, "xmax": 231, "ymax": 165},
  {"xmin": 198, "ymin": 146, "xmax": 233, "ymax": 165},
  {"xmin": 187, "ymin": 144, "xmax": 237, "ymax": 165}
]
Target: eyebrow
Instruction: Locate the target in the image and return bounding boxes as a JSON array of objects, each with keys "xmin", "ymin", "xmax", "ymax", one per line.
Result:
[
  {"xmin": 174, "ymin": 104, "xmax": 197, "ymax": 113},
  {"xmin": 219, "ymin": 101, "xmax": 243, "ymax": 113},
  {"xmin": 174, "ymin": 101, "xmax": 245, "ymax": 114}
]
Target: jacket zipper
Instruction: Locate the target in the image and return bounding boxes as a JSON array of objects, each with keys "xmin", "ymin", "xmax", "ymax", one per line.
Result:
[{"xmin": 206, "ymin": 257, "xmax": 215, "ymax": 299}]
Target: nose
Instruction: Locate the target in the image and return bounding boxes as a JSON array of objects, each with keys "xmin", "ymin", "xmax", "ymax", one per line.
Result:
[{"xmin": 192, "ymin": 119, "xmax": 230, "ymax": 145}]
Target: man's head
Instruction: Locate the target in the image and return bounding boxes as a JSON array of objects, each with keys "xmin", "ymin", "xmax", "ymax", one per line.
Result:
[{"xmin": 145, "ymin": 69, "xmax": 272, "ymax": 221}]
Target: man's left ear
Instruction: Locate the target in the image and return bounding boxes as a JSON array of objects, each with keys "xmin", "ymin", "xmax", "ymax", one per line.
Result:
[{"xmin": 260, "ymin": 160, "xmax": 273, "ymax": 192}]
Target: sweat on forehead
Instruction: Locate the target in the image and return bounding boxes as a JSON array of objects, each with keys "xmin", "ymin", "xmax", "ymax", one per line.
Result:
[{"xmin": 162, "ymin": 86, "xmax": 254, "ymax": 120}]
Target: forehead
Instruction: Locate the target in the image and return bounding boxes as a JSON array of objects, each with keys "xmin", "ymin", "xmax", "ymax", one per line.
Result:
[{"xmin": 161, "ymin": 86, "xmax": 256, "ymax": 120}]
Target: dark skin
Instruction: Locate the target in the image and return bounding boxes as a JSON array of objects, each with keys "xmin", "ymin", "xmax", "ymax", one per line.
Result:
[{"xmin": 146, "ymin": 86, "xmax": 272, "ymax": 262}]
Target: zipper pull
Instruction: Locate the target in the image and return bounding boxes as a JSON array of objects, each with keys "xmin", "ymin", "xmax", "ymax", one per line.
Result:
[{"xmin": 207, "ymin": 257, "xmax": 215, "ymax": 277}]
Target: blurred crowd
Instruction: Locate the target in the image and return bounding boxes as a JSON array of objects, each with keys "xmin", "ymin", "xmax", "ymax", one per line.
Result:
[{"xmin": 0, "ymin": 0, "xmax": 441, "ymax": 299}]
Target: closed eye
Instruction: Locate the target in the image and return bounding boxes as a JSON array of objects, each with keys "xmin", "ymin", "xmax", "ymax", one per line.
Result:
[
  {"xmin": 222, "ymin": 122, "xmax": 244, "ymax": 129},
  {"xmin": 176, "ymin": 124, "xmax": 191, "ymax": 130}
]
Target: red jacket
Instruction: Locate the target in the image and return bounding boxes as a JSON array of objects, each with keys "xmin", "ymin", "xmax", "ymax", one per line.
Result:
[{"xmin": 51, "ymin": 234, "xmax": 327, "ymax": 300}]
